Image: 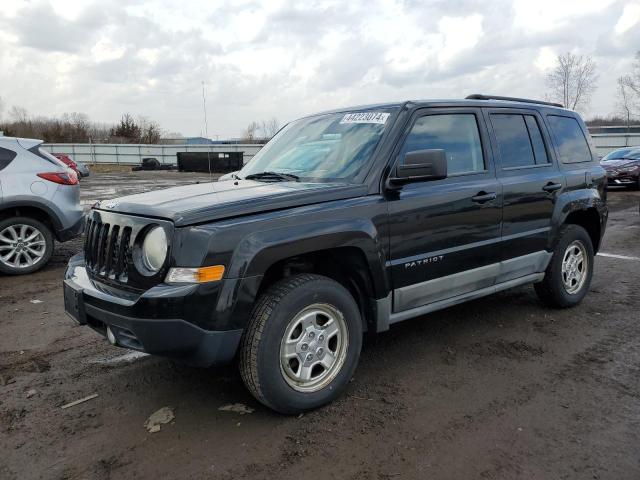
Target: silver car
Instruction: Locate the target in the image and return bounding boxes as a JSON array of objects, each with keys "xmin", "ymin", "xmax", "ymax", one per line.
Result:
[{"xmin": 0, "ymin": 137, "xmax": 84, "ymax": 275}]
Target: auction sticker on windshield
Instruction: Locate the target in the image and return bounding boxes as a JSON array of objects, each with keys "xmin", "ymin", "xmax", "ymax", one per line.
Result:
[{"xmin": 340, "ymin": 112, "xmax": 390, "ymax": 125}]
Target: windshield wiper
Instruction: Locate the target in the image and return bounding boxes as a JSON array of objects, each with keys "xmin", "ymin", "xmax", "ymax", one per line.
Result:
[{"xmin": 244, "ymin": 171, "xmax": 300, "ymax": 182}]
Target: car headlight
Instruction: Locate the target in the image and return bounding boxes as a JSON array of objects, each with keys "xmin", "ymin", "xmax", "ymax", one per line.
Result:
[
  {"xmin": 142, "ymin": 226, "xmax": 168, "ymax": 273},
  {"xmin": 621, "ymin": 165, "xmax": 639, "ymax": 173}
]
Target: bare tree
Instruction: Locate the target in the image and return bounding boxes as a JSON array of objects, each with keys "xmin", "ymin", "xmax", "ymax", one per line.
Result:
[
  {"xmin": 546, "ymin": 52, "xmax": 598, "ymax": 112},
  {"xmin": 617, "ymin": 76, "xmax": 636, "ymax": 132},
  {"xmin": 0, "ymin": 96, "xmax": 4, "ymax": 122},
  {"xmin": 620, "ymin": 51, "xmax": 640, "ymax": 112},
  {"xmin": 261, "ymin": 117, "xmax": 280, "ymax": 139},
  {"xmin": 242, "ymin": 121, "xmax": 260, "ymax": 142},
  {"xmin": 241, "ymin": 119, "xmax": 280, "ymax": 142},
  {"xmin": 621, "ymin": 51, "xmax": 640, "ymax": 96},
  {"xmin": 137, "ymin": 116, "xmax": 162, "ymax": 144},
  {"xmin": 8, "ymin": 105, "xmax": 29, "ymax": 123}
]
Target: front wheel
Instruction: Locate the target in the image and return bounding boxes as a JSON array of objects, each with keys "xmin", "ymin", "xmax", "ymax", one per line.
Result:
[
  {"xmin": 239, "ymin": 274, "xmax": 362, "ymax": 414},
  {"xmin": 534, "ymin": 225, "xmax": 594, "ymax": 308}
]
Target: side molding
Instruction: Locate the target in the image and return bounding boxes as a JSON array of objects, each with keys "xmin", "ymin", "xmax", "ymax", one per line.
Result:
[{"xmin": 376, "ymin": 251, "xmax": 551, "ymax": 331}]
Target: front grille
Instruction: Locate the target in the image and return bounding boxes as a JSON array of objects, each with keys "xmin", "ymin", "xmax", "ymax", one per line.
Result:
[
  {"xmin": 84, "ymin": 218, "xmax": 133, "ymax": 283},
  {"xmin": 83, "ymin": 210, "xmax": 172, "ymax": 291}
]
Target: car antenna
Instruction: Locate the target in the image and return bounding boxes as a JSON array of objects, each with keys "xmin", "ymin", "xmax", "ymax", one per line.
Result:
[{"xmin": 202, "ymin": 80, "xmax": 212, "ymax": 182}]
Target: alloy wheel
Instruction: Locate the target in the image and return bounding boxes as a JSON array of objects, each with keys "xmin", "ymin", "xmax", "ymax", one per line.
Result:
[{"xmin": 0, "ymin": 224, "xmax": 47, "ymax": 269}]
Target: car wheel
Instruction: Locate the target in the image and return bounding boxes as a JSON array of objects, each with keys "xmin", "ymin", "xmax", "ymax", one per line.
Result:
[
  {"xmin": 0, "ymin": 217, "xmax": 54, "ymax": 275},
  {"xmin": 239, "ymin": 274, "xmax": 362, "ymax": 414},
  {"xmin": 534, "ymin": 224, "xmax": 594, "ymax": 308}
]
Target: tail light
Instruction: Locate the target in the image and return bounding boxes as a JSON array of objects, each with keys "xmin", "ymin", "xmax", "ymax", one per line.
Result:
[{"xmin": 37, "ymin": 171, "xmax": 79, "ymax": 185}]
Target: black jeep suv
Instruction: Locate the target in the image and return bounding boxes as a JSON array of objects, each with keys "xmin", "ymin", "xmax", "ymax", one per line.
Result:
[{"xmin": 64, "ymin": 95, "xmax": 607, "ymax": 414}]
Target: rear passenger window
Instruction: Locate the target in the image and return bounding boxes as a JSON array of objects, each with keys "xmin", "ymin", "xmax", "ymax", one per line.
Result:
[
  {"xmin": 491, "ymin": 114, "xmax": 549, "ymax": 168},
  {"xmin": 399, "ymin": 114, "xmax": 485, "ymax": 175},
  {"xmin": 547, "ymin": 115, "xmax": 592, "ymax": 164},
  {"xmin": 524, "ymin": 116, "xmax": 549, "ymax": 165},
  {"xmin": 0, "ymin": 147, "xmax": 17, "ymax": 170}
]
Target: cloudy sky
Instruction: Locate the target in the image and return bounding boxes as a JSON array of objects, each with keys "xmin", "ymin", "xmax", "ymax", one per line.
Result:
[{"xmin": 1, "ymin": 0, "xmax": 639, "ymax": 138}]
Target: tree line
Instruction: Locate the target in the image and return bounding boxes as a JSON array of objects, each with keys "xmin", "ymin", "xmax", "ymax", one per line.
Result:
[{"xmin": 0, "ymin": 103, "xmax": 163, "ymax": 144}]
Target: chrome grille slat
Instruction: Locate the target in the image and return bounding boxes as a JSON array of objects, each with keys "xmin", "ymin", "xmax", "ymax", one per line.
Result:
[
  {"xmin": 97, "ymin": 223, "xmax": 110, "ymax": 274},
  {"xmin": 114, "ymin": 227, "xmax": 131, "ymax": 282},
  {"xmin": 84, "ymin": 219, "xmax": 132, "ymax": 284},
  {"xmin": 105, "ymin": 225, "xmax": 119, "ymax": 278},
  {"xmin": 86, "ymin": 220, "xmax": 96, "ymax": 265},
  {"xmin": 91, "ymin": 223, "xmax": 102, "ymax": 267},
  {"xmin": 117, "ymin": 227, "xmax": 132, "ymax": 282}
]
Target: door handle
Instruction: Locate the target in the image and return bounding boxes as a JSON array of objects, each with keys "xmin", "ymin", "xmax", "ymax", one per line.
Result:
[
  {"xmin": 471, "ymin": 191, "xmax": 497, "ymax": 203},
  {"xmin": 542, "ymin": 182, "xmax": 562, "ymax": 193}
]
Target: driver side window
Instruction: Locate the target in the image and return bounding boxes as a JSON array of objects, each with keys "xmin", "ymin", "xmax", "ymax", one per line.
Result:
[{"xmin": 399, "ymin": 114, "xmax": 485, "ymax": 175}]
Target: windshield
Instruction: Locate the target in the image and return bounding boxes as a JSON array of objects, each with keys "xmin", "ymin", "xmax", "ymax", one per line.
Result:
[
  {"xmin": 602, "ymin": 148, "xmax": 640, "ymax": 161},
  {"xmin": 239, "ymin": 109, "xmax": 397, "ymax": 182}
]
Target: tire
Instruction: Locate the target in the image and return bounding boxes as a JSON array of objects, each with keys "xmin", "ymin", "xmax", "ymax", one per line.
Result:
[
  {"xmin": 239, "ymin": 274, "xmax": 363, "ymax": 414},
  {"xmin": 534, "ymin": 224, "xmax": 594, "ymax": 308},
  {"xmin": 0, "ymin": 217, "xmax": 54, "ymax": 275},
  {"xmin": 142, "ymin": 158, "xmax": 160, "ymax": 170}
]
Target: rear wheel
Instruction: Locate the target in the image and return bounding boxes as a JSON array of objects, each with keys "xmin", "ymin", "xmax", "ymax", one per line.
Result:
[
  {"xmin": 0, "ymin": 217, "xmax": 54, "ymax": 275},
  {"xmin": 534, "ymin": 225, "xmax": 594, "ymax": 308},
  {"xmin": 239, "ymin": 274, "xmax": 362, "ymax": 414}
]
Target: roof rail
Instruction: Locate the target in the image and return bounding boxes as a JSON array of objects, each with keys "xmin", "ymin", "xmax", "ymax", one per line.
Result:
[{"xmin": 465, "ymin": 94, "xmax": 563, "ymax": 108}]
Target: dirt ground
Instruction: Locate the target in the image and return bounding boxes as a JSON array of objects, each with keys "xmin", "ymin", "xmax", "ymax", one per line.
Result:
[{"xmin": 1, "ymin": 172, "xmax": 639, "ymax": 480}]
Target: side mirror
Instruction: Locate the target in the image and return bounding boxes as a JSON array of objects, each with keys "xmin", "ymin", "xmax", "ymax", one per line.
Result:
[{"xmin": 388, "ymin": 149, "xmax": 447, "ymax": 186}]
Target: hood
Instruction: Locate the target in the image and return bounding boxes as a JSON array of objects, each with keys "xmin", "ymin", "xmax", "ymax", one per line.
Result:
[
  {"xmin": 95, "ymin": 179, "xmax": 368, "ymax": 226},
  {"xmin": 601, "ymin": 159, "xmax": 640, "ymax": 170}
]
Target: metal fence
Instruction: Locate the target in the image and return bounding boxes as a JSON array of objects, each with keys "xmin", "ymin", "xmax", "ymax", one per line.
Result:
[
  {"xmin": 41, "ymin": 143, "xmax": 264, "ymax": 166},
  {"xmin": 590, "ymin": 133, "xmax": 640, "ymax": 157},
  {"xmin": 41, "ymin": 133, "xmax": 640, "ymax": 166}
]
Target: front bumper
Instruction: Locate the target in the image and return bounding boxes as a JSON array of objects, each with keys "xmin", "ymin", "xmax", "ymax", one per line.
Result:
[
  {"xmin": 63, "ymin": 256, "xmax": 243, "ymax": 367},
  {"xmin": 606, "ymin": 172, "xmax": 639, "ymax": 186}
]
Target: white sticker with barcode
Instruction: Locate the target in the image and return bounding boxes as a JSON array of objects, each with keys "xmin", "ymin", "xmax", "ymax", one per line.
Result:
[{"xmin": 339, "ymin": 112, "xmax": 390, "ymax": 125}]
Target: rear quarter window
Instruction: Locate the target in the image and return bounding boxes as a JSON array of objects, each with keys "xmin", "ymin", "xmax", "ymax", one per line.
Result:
[
  {"xmin": 29, "ymin": 146, "xmax": 67, "ymax": 168},
  {"xmin": 0, "ymin": 146, "xmax": 17, "ymax": 170},
  {"xmin": 547, "ymin": 115, "xmax": 593, "ymax": 164}
]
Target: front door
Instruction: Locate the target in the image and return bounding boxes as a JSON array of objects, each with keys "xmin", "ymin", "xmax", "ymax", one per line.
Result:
[{"xmin": 387, "ymin": 108, "xmax": 502, "ymax": 313}]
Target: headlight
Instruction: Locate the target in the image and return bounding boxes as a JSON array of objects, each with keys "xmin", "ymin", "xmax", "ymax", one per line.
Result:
[{"xmin": 142, "ymin": 226, "xmax": 168, "ymax": 273}]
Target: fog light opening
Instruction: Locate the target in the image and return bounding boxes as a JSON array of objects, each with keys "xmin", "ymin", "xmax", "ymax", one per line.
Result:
[{"xmin": 106, "ymin": 327, "xmax": 117, "ymax": 346}]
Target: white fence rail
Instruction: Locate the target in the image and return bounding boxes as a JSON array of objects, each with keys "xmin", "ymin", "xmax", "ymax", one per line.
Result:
[
  {"xmin": 41, "ymin": 133, "xmax": 640, "ymax": 166},
  {"xmin": 41, "ymin": 143, "xmax": 264, "ymax": 166},
  {"xmin": 591, "ymin": 133, "xmax": 640, "ymax": 157}
]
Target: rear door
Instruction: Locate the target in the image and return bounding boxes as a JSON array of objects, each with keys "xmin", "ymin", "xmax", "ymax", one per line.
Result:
[
  {"xmin": 485, "ymin": 108, "xmax": 563, "ymax": 280},
  {"xmin": 387, "ymin": 108, "xmax": 502, "ymax": 312}
]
